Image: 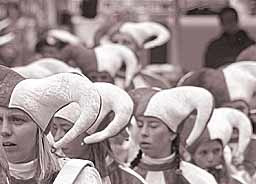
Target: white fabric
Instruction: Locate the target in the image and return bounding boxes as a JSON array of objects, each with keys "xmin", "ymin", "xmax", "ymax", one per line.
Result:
[
  {"xmin": 12, "ymin": 58, "xmax": 82, "ymax": 79},
  {"xmin": 207, "ymin": 108, "xmax": 252, "ymax": 158},
  {"xmin": 9, "ymin": 159, "xmax": 37, "ymax": 180},
  {"xmin": 84, "ymin": 82, "xmax": 134, "ymax": 144},
  {"xmin": 120, "ymin": 22, "xmax": 170, "ymax": 49},
  {"xmin": 118, "ymin": 164, "xmax": 148, "ymax": 184},
  {"xmin": 0, "ymin": 32, "xmax": 15, "ymax": 46},
  {"xmin": 223, "ymin": 61, "xmax": 256, "ymax": 104},
  {"xmin": 54, "ymin": 102, "xmax": 81, "ymax": 124},
  {"xmin": 54, "ymin": 159, "xmax": 102, "ymax": 184},
  {"xmin": 142, "ymin": 153, "xmax": 176, "ymax": 165},
  {"xmin": 94, "ymin": 43, "xmax": 138, "ymax": 87},
  {"xmin": 145, "ymin": 171, "xmax": 165, "ymax": 184},
  {"xmin": 180, "ymin": 161, "xmax": 218, "ymax": 184}
]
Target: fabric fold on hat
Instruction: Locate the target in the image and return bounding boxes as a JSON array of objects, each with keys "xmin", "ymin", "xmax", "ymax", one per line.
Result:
[
  {"xmin": 222, "ymin": 61, "xmax": 256, "ymax": 105},
  {"xmin": 94, "ymin": 43, "xmax": 139, "ymax": 87},
  {"xmin": 7, "ymin": 73, "xmax": 101, "ymax": 149},
  {"xmin": 120, "ymin": 21, "xmax": 170, "ymax": 49},
  {"xmin": 54, "ymin": 102, "xmax": 81, "ymax": 124},
  {"xmin": 84, "ymin": 82, "xmax": 134, "ymax": 144},
  {"xmin": 177, "ymin": 68, "xmax": 230, "ymax": 107},
  {"xmin": 55, "ymin": 82, "xmax": 134, "ymax": 145},
  {"xmin": 12, "ymin": 58, "xmax": 82, "ymax": 79}
]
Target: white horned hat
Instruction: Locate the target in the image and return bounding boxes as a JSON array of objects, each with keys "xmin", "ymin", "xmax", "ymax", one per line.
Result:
[
  {"xmin": 120, "ymin": 21, "xmax": 170, "ymax": 49},
  {"xmin": 8, "ymin": 73, "xmax": 101, "ymax": 149}
]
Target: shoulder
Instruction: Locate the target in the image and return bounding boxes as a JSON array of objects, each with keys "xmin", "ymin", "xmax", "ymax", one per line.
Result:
[
  {"xmin": 55, "ymin": 159, "xmax": 102, "ymax": 184},
  {"xmin": 118, "ymin": 164, "xmax": 147, "ymax": 184},
  {"xmin": 76, "ymin": 166, "xmax": 102, "ymax": 184},
  {"xmin": 180, "ymin": 161, "xmax": 218, "ymax": 184}
]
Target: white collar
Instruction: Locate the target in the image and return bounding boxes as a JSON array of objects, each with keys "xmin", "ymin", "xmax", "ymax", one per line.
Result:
[
  {"xmin": 9, "ymin": 159, "xmax": 37, "ymax": 180},
  {"xmin": 142, "ymin": 153, "xmax": 176, "ymax": 165}
]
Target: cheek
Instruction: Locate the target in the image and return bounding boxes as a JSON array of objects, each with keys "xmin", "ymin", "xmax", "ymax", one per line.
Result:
[
  {"xmin": 193, "ymin": 154, "xmax": 208, "ymax": 167},
  {"xmin": 16, "ymin": 124, "xmax": 37, "ymax": 146},
  {"xmin": 151, "ymin": 129, "xmax": 171, "ymax": 146}
]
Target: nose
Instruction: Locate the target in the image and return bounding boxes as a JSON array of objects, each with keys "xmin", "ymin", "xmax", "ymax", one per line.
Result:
[
  {"xmin": 141, "ymin": 124, "xmax": 149, "ymax": 137},
  {"xmin": 54, "ymin": 129, "xmax": 65, "ymax": 142},
  {"xmin": 207, "ymin": 152, "xmax": 214, "ymax": 163},
  {"xmin": 0, "ymin": 118, "xmax": 12, "ymax": 138}
]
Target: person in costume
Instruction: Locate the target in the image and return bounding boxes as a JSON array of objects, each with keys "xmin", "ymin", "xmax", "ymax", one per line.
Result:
[
  {"xmin": 52, "ymin": 82, "xmax": 147, "ymax": 184},
  {"xmin": 186, "ymin": 107, "xmax": 252, "ymax": 184},
  {"xmin": 128, "ymin": 86, "xmax": 218, "ymax": 184},
  {"xmin": 101, "ymin": 21, "xmax": 170, "ymax": 52},
  {"xmin": 178, "ymin": 61, "xmax": 256, "ymax": 114},
  {"xmin": 0, "ymin": 65, "xmax": 102, "ymax": 183}
]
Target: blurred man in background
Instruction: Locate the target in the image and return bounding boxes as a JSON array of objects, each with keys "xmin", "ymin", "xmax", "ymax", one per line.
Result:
[{"xmin": 204, "ymin": 7, "xmax": 255, "ymax": 68}]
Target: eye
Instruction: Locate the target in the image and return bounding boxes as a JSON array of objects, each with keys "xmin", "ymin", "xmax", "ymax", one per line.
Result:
[
  {"xmin": 10, "ymin": 116, "xmax": 27, "ymax": 125},
  {"xmin": 213, "ymin": 148, "xmax": 221, "ymax": 155},
  {"xmin": 63, "ymin": 126, "xmax": 71, "ymax": 133},
  {"xmin": 136, "ymin": 121, "xmax": 143, "ymax": 128},
  {"xmin": 149, "ymin": 122, "xmax": 159, "ymax": 128},
  {"xmin": 200, "ymin": 150, "xmax": 208, "ymax": 156}
]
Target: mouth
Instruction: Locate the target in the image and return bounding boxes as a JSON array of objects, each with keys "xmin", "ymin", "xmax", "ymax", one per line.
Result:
[
  {"xmin": 139, "ymin": 142, "xmax": 151, "ymax": 149},
  {"xmin": 2, "ymin": 142, "xmax": 16, "ymax": 147}
]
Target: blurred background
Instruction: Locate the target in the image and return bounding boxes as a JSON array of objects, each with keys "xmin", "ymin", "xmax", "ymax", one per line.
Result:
[{"xmin": 1, "ymin": 0, "xmax": 256, "ymax": 70}]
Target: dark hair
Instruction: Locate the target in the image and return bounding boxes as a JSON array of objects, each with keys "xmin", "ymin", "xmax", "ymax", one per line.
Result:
[{"xmin": 218, "ymin": 7, "xmax": 239, "ymax": 24}]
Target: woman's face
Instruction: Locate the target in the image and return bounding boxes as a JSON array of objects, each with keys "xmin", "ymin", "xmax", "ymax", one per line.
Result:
[
  {"xmin": 192, "ymin": 140, "xmax": 223, "ymax": 169},
  {"xmin": 51, "ymin": 117, "xmax": 90, "ymax": 159},
  {"xmin": 136, "ymin": 116, "xmax": 175, "ymax": 158},
  {"xmin": 0, "ymin": 106, "xmax": 37, "ymax": 164}
]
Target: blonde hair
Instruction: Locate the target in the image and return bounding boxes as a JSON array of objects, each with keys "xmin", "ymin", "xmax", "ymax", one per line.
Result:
[{"xmin": 36, "ymin": 129, "xmax": 60, "ymax": 183}]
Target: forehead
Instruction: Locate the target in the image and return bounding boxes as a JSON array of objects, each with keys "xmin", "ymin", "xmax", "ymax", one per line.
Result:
[
  {"xmin": 53, "ymin": 117, "xmax": 73, "ymax": 126},
  {"xmin": 0, "ymin": 106, "xmax": 27, "ymax": 116},
  {"xmin": 197, "ymin": 140, "xmax": 223, "ymax": 151}
]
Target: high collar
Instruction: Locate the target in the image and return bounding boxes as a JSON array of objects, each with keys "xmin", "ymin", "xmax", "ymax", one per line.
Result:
[
  {"xmin": 9, "ymin": 159, "xmax": 37, "ymax": 180},
  {"xmin": 141, "ymin": 153, "xmax": 176, "ymax": 165}
]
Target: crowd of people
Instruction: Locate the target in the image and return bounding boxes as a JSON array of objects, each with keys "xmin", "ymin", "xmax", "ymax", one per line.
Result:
[{"xmin": 0, "ymin": 1, "xmax": 256, "ymax": 184}]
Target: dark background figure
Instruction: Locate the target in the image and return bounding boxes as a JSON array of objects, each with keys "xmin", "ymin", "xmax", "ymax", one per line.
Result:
[
  {"xmin": 204, "ymin": 7, "xmax": 255, "ymax": 68},
  {"xmin": 80, "ymin": 0, "xmax": 98, "ymax": 19}
]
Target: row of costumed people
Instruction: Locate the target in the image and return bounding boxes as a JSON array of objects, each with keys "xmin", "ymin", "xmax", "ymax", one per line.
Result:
[
  {"xmin": 0, "ymin": 18, "xmax": 256, "ymax": 184},
  {"xmin": 0, "ymin": 60, "xmax": 256, "ymax": 184},
  {"xmin": 0, "ymin": 63, "xmax": 218, "ymax": 184}
]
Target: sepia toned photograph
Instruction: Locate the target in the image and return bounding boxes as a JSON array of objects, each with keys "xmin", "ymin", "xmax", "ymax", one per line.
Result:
[{"xmin": 0, "ymin": 0, "xmax": 256, "ymax": 183}]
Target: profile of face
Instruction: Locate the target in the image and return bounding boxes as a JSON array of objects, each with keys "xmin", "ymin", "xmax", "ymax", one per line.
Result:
[
  {"xmin": 51, "ymin": 117, "xmax": 90, "ymax": 159},
  {"xmin": 0, "ymin": 106, "xmax": 37, "ymax": 164},
  {"xmin": 220, "ymin": 11, "xmax": 239, "ymax": 35},
  {"xmin": 87, "ymin": 71, "xmax": 114, "ymax": 83},
  {"xmin": 111, "ymin": 33, "xmax": 139, "ymax": 52},
  {"xmin": 136, "ymin": 116, "xmax": 176, "ymax": 158},
  {"xmin": 192, "ymin": 139, "xmax": 223, "ymax": 169}
]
